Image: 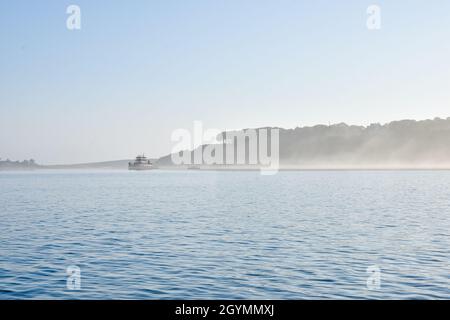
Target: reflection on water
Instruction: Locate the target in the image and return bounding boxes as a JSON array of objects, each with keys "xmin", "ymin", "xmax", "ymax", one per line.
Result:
[{"xmin": 0, "ymin": 170, "xmax": 449, "ymax": 299}]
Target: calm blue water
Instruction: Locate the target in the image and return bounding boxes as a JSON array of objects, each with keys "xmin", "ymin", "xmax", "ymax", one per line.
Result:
[{"xmin": 0, "ymin": 170, "xmax": 449, "ymax": 299}]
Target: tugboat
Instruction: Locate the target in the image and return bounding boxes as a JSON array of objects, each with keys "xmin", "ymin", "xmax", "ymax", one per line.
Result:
[{"xmin": 128, "ymin": 155, "xmax": 154, "ymax": 170}]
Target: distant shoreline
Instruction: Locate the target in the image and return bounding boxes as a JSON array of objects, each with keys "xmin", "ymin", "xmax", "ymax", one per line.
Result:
[
  {"xmin": 4, "ymin": 118, "xmax": 450, "ymax": 172},
  {"xmin": 4, "ymin": 165, "xmax": 450, "ymax": 172}
]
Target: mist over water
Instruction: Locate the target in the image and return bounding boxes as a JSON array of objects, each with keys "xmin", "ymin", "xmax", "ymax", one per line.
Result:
[
  {"xmin": 0, "ymin": 170, "xmax": 449, "ymax": 299},
  {"xmin": 155, "ymin": 118, "xmax": 450, "ymax": 170},
  {"xmin": 277, "ymin": 118, "xmax": 450, "ymax": 169}
]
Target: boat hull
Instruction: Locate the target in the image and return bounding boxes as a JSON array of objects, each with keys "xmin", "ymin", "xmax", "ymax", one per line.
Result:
[{"xmin": 128, "ymin": 165, "xmax": 154, "ymax": 170}]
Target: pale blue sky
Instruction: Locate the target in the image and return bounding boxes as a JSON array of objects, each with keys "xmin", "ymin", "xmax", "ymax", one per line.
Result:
[{"xmin": 1, "ymin": 1, "xmax": 449, "ymax": 164}]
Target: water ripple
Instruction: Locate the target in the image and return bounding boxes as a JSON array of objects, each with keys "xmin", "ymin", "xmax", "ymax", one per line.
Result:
[{"xmin": 0, "ymin": 170, "xmax": 449, "ymax": 299}]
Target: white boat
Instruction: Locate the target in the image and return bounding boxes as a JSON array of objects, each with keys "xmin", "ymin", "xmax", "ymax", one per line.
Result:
[{"xmin": 128, "ymin": 155, "xmax": 154, "ymax": 170}]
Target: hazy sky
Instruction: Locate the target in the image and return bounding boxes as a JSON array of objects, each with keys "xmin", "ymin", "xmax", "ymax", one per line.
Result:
[{"xmin": 1, "ymin": 0, "xmax": 449, "ymax": 164}]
